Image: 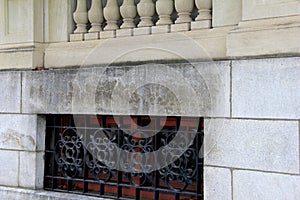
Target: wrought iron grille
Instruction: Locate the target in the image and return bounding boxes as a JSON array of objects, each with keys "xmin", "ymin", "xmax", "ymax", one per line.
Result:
[{"xmin": 44, "ymin": 115, "xmax": 203, "ymax": 200}]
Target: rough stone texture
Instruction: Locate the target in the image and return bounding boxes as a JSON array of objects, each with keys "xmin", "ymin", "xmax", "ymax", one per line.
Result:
[
  {"xmin": 193, "ymin": 61, "xmax": 230, "ymax": 117},
  {"xmin": 22, "ymin": 70, "xmax": 79, "ymax": 114},
  {"xmin": 204, "ymin": 167, "xmax": 232, "ymax": 200},
  {"xmin": 19, "ymin": 152, "xmax": 44, "ymax": 189},
  {"xmin": 22, "ymin": 61, "xmax": 229, "ymax": 117},
  {"xmin": 0, "ymin": 72, "xmax": 21, "ymax": 112},
  {"xmin": 0, "ymin": 114, "xmax": 37, "ymax": 151},
  {"xmin": 233, "ymin": 170, "xmax": 300, "ymax": 200},
  {"xmin": 0, "ymin": 186, "xmax": 107, "ymax": 200},
  {"xmin": 232, "ymin": 57, "xmax": 300, "ymax": 119},
  {"xmin": 0, "ymin": 150, "xmax": 19, "ymax": 186},
  {"xmin": 204, "ymin": 119, "xmax": 299, "ymax": 173}
]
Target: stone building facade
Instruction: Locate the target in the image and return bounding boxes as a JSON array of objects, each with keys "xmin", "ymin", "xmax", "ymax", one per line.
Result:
[{"xmin": 0, "ymin": 0, "xmax": 299, "ymax": 199}]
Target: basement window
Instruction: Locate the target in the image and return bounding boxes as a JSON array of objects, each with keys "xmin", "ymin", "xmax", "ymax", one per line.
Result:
[{"xmin": 44, "ymin": 115, "xmax": 203, "ymax": 200}]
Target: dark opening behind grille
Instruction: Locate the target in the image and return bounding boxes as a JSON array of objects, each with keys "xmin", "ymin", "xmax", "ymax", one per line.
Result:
[{"xmin": 44, "ymin": 115, "xmax": 203, "ymax": 200}]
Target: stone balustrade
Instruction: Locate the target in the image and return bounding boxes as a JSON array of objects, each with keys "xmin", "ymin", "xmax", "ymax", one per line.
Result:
[{"xmin": 70, "ymin": 0, "xmax": 212, "ymax": 41}]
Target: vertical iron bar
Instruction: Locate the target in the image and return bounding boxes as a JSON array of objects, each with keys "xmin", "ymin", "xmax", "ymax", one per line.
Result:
[{"xmin": 117, "ymin": 116, "xmax": 123, "ymax": 199}]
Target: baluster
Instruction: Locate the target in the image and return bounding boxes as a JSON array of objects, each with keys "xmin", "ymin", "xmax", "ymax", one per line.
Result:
[
  {"xmin": 103, "ymin": 0, "xmax": 120, "ymax": 30},
  {"xmin": 195, "ymin": 0, "xmax": 212, "ymax": 21},
  {"xmin": 120, "ymin": 0, "xmax": 137, "ymax": 29},
  {"xmin": 137, "ymin": 0, "xmax": 155, "ymax": 27},
  {"xmin": 156, "ymin": 0, "xmax": 173, "ymax": 25},
  {"xmin": 73, "ymin": 0, "xmax": 88, "ymax": 33},
  {"xmin": 174, "ymin": 0, "xmax": 194, "ymax": 24},
  {"xmin": 88, "ymin": 0, "xmax": 104, "ymax": 32}
]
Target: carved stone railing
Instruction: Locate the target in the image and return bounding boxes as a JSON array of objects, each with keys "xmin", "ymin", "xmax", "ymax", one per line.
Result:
[{"xmin": 70, "ymin": 0, "xmax": 212, "ymax": 41}]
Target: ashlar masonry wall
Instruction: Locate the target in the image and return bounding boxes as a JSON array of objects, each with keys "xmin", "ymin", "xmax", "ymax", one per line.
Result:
[{"xmin": 0, "ymin": 57, "xmax": 299, "ymax": 199}]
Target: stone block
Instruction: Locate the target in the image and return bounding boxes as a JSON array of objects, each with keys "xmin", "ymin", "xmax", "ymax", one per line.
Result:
[
  {"xmin": 171, "ymin": 23, "xmax": 190, "ymax": 32},
  {"xmin": 232, "ymin": 57, "xmax": 300, "ymax": 119},
  {"xmin": 19, "ymin": 152, "xmax": 44, "ymax": 189},
  {"xmin": 0, "ymin": 114, "xmax": 38, "ymax": 151},
  {"xmin": 152, "ymin": 25, "xmax": 170, "ymax": 34},
  {"xmin": 204, "ymin": 167, "xmax": 232, "ymax": 200},
  {"xmin": 84, "ymin": 32, "xmax": 100, "ymax": 40},
  {"xmin": 233, "ymin": 170, "xmax": 300, "ymax": 200},
  {"xmin": 22, "ymin": 69, "xmax": 79, "ymax": 114},
  {"xmin": 0, "ymin": 150, "xmax": 18, "ymax": 186},
  {"xmin": 22, "ymin": 61, "xmax": 229, "ymax": 117},
  {"xmin": 212, "ymin": 0, "xmax": 242, "ymax": 27},
  {"xmin": 191, "ymin": 21, "xmax": 211, "ymax": 30},
  {"xmin": 0, "ymin": 72, "xmax": 21, "ymax": 113},
  {"xmin": 116, "ymin": 29, "xmax": 133, "ymax": 37},
  {"xmin": 133, "ymin": 27, "xmax": 151, "ymax": 36},
  {"xmin": 204, "ymin": 119, "xmax": 299, "ymax": 173},
  {"xmin": 100, "ymin": 30, "xmax": 115, "ymax": 39},
  {"xmin": 69, "ymin": 33, "xmax": 84, "ymax": 41},
  {"xmin": 193, "ymin": 61, "xmax": 230, "ymax": 117}
]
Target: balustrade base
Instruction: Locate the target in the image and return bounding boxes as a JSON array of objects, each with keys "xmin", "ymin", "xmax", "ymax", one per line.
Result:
[
  {"xmin": 152, "ymin": 25, "xmax": 170, "ymax": 34},
  {"xmin": 100, "ymin": 30, "xmax": 116, "ymax": 39},
  {"xmin": 192, "ymin": 20, "xmax": 212, "ymax": 30},
  {"xmin": 84, "ymin": 32, "xmax": 100, "ymax": 40},
  {"xmin": 133, "ymin": 27, "xmax": 152, "ymax": 36},
  {"xmin": 116, "ymin": 29, "xmax": 134, "ymax": 37},
  {"xmin": 70, "ymin": 33, "xmax": 84, "ymax": 42},
  {"xmin": 171, "ymin": 23, "xmax": 191, "ymax": 32}
]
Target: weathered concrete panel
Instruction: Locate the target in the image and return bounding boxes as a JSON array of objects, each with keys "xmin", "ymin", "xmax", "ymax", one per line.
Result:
[
  {"xmin": 233, "ymin": 170, "xmax": 300, "ymax": 200},
  {"xmin": 204, "ymin": 167, "xmax": 232, "ymax": 200},
  {"xmin": 0, "ymin": 150, "xmax": 19, "ymax": 186},
  {"xmin": 232, "ymin": 57, "xmax": 300, "ymax": 119},
  {"xmin": 22, "ymin": 61, "xmax": 230, "ymax": 117},
  {"xmin": 204, "ymin": 119, "xmax": 299, "ymax": 173},
  {"xmin": 0, "ymin": 72, "xmax": 21, "ymax": 113},
  {"xmin": 0, "ymin": 114, "xmax": 37, "ymax": 151}
]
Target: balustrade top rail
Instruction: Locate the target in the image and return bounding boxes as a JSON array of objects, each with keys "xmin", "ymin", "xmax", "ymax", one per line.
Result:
[{"xmin": 71, "ymin": 0, "xmax": 212, "ymax": 41}]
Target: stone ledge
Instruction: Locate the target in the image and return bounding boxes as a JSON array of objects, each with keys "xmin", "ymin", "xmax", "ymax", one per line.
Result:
[
  {"xmin": 45, "ymin": 27, "xmax": 230, "ymax": 68},
  {"xmin": 0, "ymin": 186, "xmax": 109, "ymax": 200},
  {"xmin": 21, "ymin": 61, "xmax": 230, "ymax": 117},
  {"xmin": 227, "ymin": 16, "xmax": 300, "ymax": 58}
]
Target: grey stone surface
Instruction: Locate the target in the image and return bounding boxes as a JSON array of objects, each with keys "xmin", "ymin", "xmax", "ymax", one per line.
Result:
[
  {"xmin": 232, "ymin": 57, "xmax": 300, "ymax": 119},
  {"xmin": 0, "ymin": 114, "xmax": 37, "ymax": 151},
  {"xmin": 19, "ymin": 152, "xmax": 44, "ymax": 189},
  {"xmin": 204, "ymin": 119, "xmax": 299, "ymax": 173},
  {"xmin": 0, "ymin": 72, "xmax": 21, "ymax": 113},
  {"xmin": 0, "ymin": 150, "xmax": 19, "ymax": 186},
  {"xmin": 0, "ymin": 186, "xmax": 108, "ymax": 200},
  {"xmin": 204, "ymin": 167, "xmax": 232, "ymax": 200},
  {"xmin": 233, "ymin": 170, "xmax": 300, "ymax": 200},
  {"xmin": 22, "ymin": 69, "xmax": 79, "ymax": 114},
  {"xmin": 22, "ymin": 61, "xmax": 230, "ymax": 117}
]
